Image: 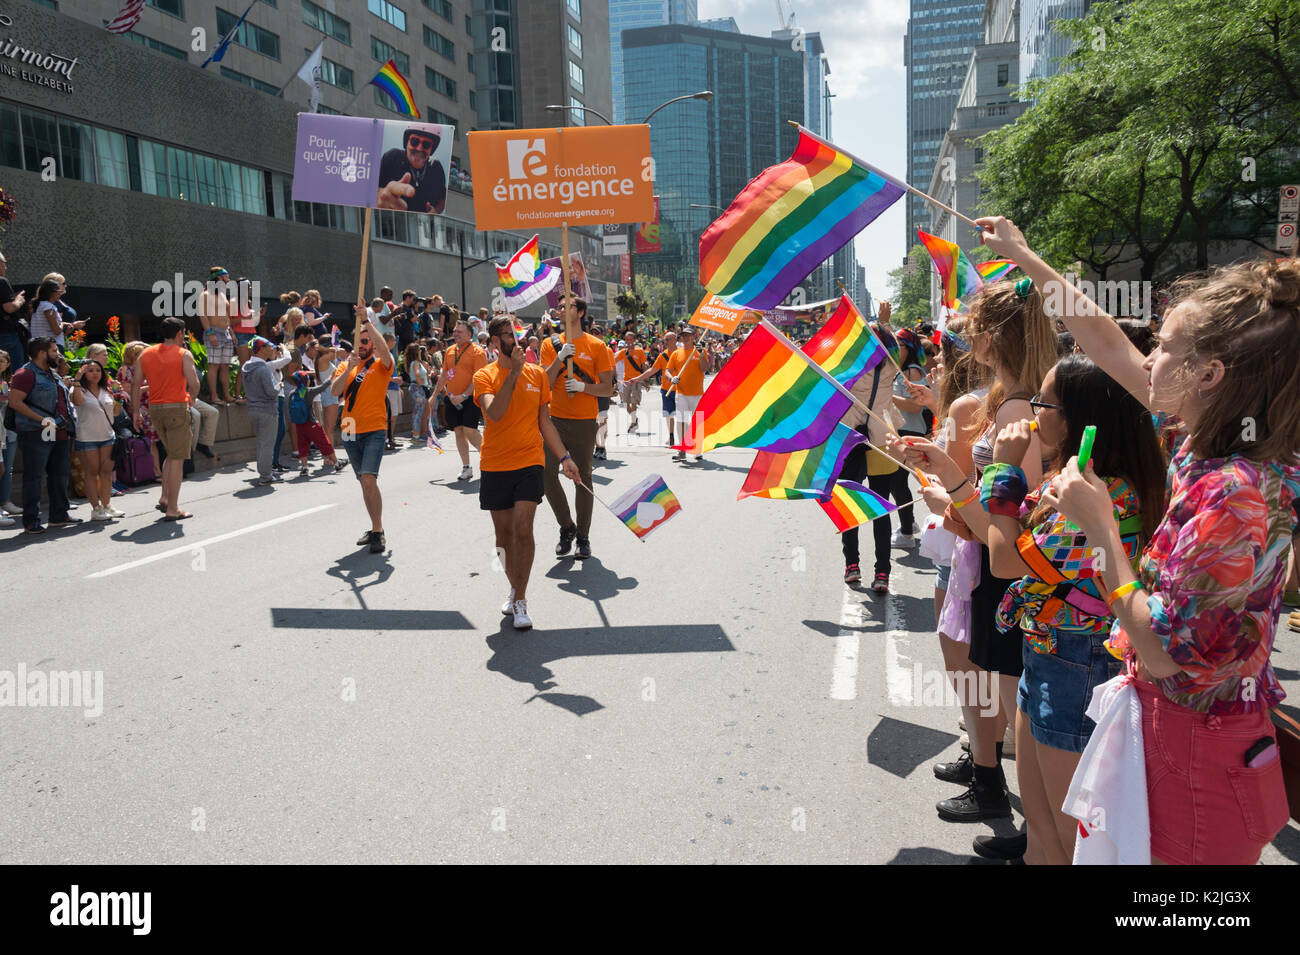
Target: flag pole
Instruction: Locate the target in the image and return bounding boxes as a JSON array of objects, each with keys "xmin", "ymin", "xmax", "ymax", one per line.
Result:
[
  {"xmin": 561, "ymin": 219, "xmax": 576, "ymax": 377},
  {"xmin": 785, "ymin": 121, "xmax": 981, "ymax": 231},
  {"xmin": 356, "ymin": 207, "xmax": 373, "ymax": 329}
]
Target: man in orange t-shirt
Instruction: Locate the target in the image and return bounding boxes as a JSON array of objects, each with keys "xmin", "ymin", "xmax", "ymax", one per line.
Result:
[
  {"xmin": 538, "ymin": 298, "xmax": 613, "ymax": 560},
  {"xmin": 667, "ymin": 326, "xmax": 712, "ymax": 463},
  {"xmin": 134, "ymin": 317, "xmax": 200, "ymax": 520},
  {"xmin": 330, "ymin": 307, "xmax": 394, "ymax": 553},
  {"xmin": 629, "ymin": 330, "xmax": 676, "ymax": 446},
  {"xmin": 614, "ymin": 331, "xmax": 649, "ymax": 435},
  {"xmin": 438, "ymin": 319, "xmax": 487, "ymax": 482},
  {"xmin": 474, "ymin": 317, "xmax": 579, "ymax": 630},
  {"xmin": 593, "ymin": 329, "xmax": 616, "ymax": 461}
]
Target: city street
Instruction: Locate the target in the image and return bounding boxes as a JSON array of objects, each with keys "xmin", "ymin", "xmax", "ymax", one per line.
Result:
[{"xmin": 4, "ymin": 394, "xmax": 1298, "ymax": 865}]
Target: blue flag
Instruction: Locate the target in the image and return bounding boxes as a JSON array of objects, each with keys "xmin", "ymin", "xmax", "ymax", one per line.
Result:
[{"xmin": 201, "ymin": 0, "xmax": 256, "ymax": 68}]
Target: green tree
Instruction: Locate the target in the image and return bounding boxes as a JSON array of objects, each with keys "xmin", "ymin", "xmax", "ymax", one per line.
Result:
[
  {"xmin": 886, "ymin": 243, "xmax": 933, "ymax": 325},
  {"xmin": 638, "ymin": 275, "xmax": 677, "ymax": 324}
]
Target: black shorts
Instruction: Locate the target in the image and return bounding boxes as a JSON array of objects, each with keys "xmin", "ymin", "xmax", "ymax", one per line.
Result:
[
  {"xmin": 445, "ymin": 397, "xmax": 481, "ymax": 430},
  {"xmin": 480, "ymin": 465, "xmax": 545, "ymax": 511},
  {"xmin": 967, "ymin": 544, "xmax": 1025, "ymax": 676},
  {"xmin": 597, "ymin": 395, "xmax": 610, "ymax": 412}
]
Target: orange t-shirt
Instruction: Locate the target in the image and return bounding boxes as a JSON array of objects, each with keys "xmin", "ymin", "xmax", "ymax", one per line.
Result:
[
  {"xmin": 650, "ymin": 352, "xmax": 672, "ymax": 392},
  {"xmin": 139, "ymin": 343, "xmax": 190, "ymax": 404},
  {"xmin": 667, "ymin": 345, "xmax": 707, "ymax": 396},
  {"xmin": 473, "ymin": 361, "xmax": 551, "ymax": 471},
  {"xmin": 336, "ymin": 355, "xmax": 393, "ymax": 435},
  {"xmin": 539, "ymin": 332, "xmax": 613, "ymax": 420},
  {"xmin": 443, "ymin": 342, "xmax": 487, "ymax": 398},
  {"xmin": 616, "ymin": 346, "xmax": 649, "ymax": 381}
]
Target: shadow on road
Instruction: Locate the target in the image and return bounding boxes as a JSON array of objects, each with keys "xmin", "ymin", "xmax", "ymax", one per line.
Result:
[
  {"xmin": 109, "ymin": 521, "xmax": 185, "ymax": 545},
  {"xmin": 325, "ymin": 549, "xmax": 395, "ymax": 609},
  {"xmin": 269, "ymin": 608, "xmax": 473, "ymax": 631}
]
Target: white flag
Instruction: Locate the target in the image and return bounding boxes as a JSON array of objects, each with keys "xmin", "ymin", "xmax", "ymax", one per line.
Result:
[{"xmin": 297, "ymin": 41, "xmax": 325, "ymax": 112}]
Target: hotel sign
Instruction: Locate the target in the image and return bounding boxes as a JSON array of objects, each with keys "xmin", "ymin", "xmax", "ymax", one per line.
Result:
[{"xmin": 0, "ymin": 14, "xmax": 78, "ymax": 95}]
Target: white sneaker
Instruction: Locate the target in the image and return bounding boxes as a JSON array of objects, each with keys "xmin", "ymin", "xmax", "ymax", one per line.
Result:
[
  {"xmin": 90, "ymin": 507, "xmax": 113, "ymax": 522},
  {"xmin": 459, "ymin": 466, "xmax": 473, "ymax": 482},
  {"xmin": 502, "ymin": 588, "xmax": 516, "ymax": 615},
  {"xmin": 1, "ymin": 501, "xmax": 20, "ymax": 516},
  {"xmin": 512, "ymin": 600, "xmax": 532, "ymax": 630},
  {"xmin": 891, "ymin": 531, "xmax": 917, "ymax": 548},
  {"xmin": 107, "ymin": 506, "xmax": 126, "ymax": 518},
  {"xmin": 0, "ymin": 514, "xmax": 14, "ymax": 527}
]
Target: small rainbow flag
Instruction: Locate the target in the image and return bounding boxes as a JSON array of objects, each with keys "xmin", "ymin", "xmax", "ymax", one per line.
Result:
[
  {"xmin": 497, "ymin": 235, "xmax": 560, "ymax": 311},
  {"xmin": 820, "ymin": 480, "xmax": 896, "ymax": 533},
  {"xmin": 918, "ymin": 230, "xmax": 983, "ymax": 308},
  {"xmin": 682, "ymin": 296, "xmax": 885, "ymax": 455},
  {"xmin": 976, "ymin": 259, "xmax": 1017, "ymax": 283},
  {"xmin": 738, "ymin": 423, "xmax": 866, "ymax": 501},
  {"xmin": 512, "ymin": 318, "xmax": 528, "ymax": 339},
  {"xmin": 426, "ymin": 431, "xmax": 443, "ymax": 454},
  {"xmin": 370, "ymin": 60, "xmax": 419, "ymax": 118},
  {"xmin": 610, "ymin": 474, "xmax": 682, "ymax": 540},
  {"xmin": 699, "ymin": 126, "xmax": 906, "ymax": 309}
]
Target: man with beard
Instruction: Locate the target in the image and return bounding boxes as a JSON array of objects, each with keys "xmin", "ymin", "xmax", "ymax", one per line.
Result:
[
  {"xmin": 474, "ymin": 317, "xmax": 579, "ymax": 630},
  {"xmin": 377, "ymin": 127, "xmax": 447, "ymax": 214}
]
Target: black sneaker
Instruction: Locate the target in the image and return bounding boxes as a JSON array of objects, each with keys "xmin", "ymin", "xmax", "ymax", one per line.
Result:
[
  {"xmin": 298, "ymin": 466, "xmax": 310, "ymax": 478},
  {"xmin": 555, "ymin": 524, "xmax": 576, "ymax": 557},
  {"xmin": 48, "ymin": 516, "xmax": 85, "ymax": 527},
  {"xmin": 272, "ymin": 463, "xmax": 290, "ymax": 473},
  {"xmin": 936, "ymin": 780, "xmax": 1012, "ymax": 822},
  {"xmin": 357, "ymin": 529, "xmax": 372, "ymax": 546},
  {"xmin": 575, "ymin": 536, "xmax": 592, "ymax": 559},
  {"xmin": 367, "ymin": 530, "xmax": 386, "ymax": 554},
  {"xmin": 24, "ymin": 524, "xmax": 45, "ymax": 535},
  {"xmin": 672, "ymin": 450, "xmax": 686, "ymax": 462},
  {"xmin": 934, "ymin": 751, "xmax": 974, "ymax": 784},
  {"xmin": 972, "ymin": 831, "xmax": 1027, "ymax": 861}
]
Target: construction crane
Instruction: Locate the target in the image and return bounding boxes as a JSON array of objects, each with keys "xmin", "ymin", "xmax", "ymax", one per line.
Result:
[{"xmin": 775, "ymin": 0, "xmax": 796, "ymax": 31}]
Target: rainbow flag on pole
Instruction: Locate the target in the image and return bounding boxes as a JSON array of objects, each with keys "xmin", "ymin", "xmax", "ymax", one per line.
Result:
[
  {"xmin": 699, "ymin": 126, "xmax": 906, "ymax": 309},
  {"xmin": 820, "ymin": 480, "xmax": 896, "ymax": 532},
  {"xmin": 682, "ymin": 296, "xmax": 885, "ymax": 455},
  {"xmin": 497, "ymin": 235, "xmax": 560, "ymax": 310},
  {"xmin": 610, "ymin": 474, "xmax": 682, "ymax": 539},
  {"xmin": 918, "ymin": 230, "xmax": 984, "ymax": 308},
  {"xmin": 976, "ymin": 259, "xmax": 1017, "ymax": 283},
  {"xmin": 738, "ymin": 423, "xmax": 866, "ymax": 501},
  {"xmin": 370, "ymin": 60, "xmax": 419, "ymax": 118}
]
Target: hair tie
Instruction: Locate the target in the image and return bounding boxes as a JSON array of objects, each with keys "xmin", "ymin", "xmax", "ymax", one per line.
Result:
[{"xmin": 1015, "ymin": 278, "xmax": 1033, "ymax": 300}]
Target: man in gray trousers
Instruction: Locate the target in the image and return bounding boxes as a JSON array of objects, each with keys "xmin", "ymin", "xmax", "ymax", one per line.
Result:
[{"xmin": 241, "ymin": 337, "xmax": 293, "ymax": 485}]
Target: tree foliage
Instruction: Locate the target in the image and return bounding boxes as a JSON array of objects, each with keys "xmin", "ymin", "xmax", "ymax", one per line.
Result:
[{"xmin": 886, "ymin": 243, "xmax": 935, "ymax": 325}]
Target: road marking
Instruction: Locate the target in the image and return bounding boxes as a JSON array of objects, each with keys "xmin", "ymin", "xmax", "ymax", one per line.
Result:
[
  {"xmin": 830, "ymin": 586, "xmax": 863, "ymax": 700},
  {"xmin": 883, "ymin": 594, "xmax": 915, "ymax": 706},
  {"xmin": 85, "ymin": 504, "xmax": 338, "ymax": 579}
]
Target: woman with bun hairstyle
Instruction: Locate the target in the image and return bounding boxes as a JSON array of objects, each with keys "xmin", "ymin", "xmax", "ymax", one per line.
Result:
[{"xmin": 976, "ymin": 216, "xmax": 1300, "ymax": 864}]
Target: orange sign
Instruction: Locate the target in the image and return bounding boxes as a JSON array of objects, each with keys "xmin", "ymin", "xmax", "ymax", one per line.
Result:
[
  {"xmin": 688, "ymin": 294, "xmax": 760, "ymax": 336},
  {"xmin": 468, "ymin": 125, "xmax": 655, "ymax": 231}
]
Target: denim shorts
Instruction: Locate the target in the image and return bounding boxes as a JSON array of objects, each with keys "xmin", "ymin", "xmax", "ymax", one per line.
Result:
[
  {"xmin": 1017, "ymin": 631, "xmax": 1122, "ymax": 753},
  {"xmin": 935, "ymin": 562, "xmax": 952, "ymax": 590},
  {"xmin": 234, "ymin": 331, "xmax": 257, "ymax": 346},
  {"xmin": 343, "ymin": 430, "xmax": 386, "ymax": 479},
  {"xmin": 74, "ymin": 437, "xmax": 115, "ymax": 451}
]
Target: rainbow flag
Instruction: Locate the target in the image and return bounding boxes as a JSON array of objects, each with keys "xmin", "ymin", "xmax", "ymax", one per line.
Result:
[
  {"xmin": 820, "ymin": 480, "xmax": 896, "ymax": 532},
  {"xmin": 976, "ymin": 259, "xmax": 1017, "ymax": 283},
  {"xmin": 918, "ymin": 230, "xmax": 984, "ymax": 308},
  {"xmin": 369, "ymin": 60, "xmax": 419, "ymax": 118},
  {"xmin": 497, "ymin": 235, "xmax": 560, "ymax": 310},
  {"xmin": 738, "ymin": 423, "xmax": 866, "ymax": 501},
  {"xmin": 512, "ymin": 318, "xmax": 528, "ymax": 339},
  {"xmin": 610, "ymin": 474, "xmax": 682, "ymax": 540},
  {"xmin": 682, "ymin": 297, "xmax": 885, "ymax": 455},
  {"xmin": 699, "ymin": 127, "xmax": 906, "ymax": 309}
]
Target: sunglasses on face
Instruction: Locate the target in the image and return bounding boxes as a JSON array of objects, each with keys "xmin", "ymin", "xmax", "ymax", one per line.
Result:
[{"xmin": 408, "ymin": 136, "xmax": 436, "ymax": 152}]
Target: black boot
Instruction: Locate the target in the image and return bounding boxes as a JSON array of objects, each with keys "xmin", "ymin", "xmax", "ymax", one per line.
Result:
[
  {"xmin": 934, "ymin": 750, "xmax": 973, "ymax": 784},
  {"xmin": 973, "ymin": 830, "xmax": 1027, "ymax": 861},
  {"xmin": 936, "ymin": 763, "xmax": 1011, "ymax": 822},
  {"xmin": 555, "ymin": 524, "xmax": 576, "ymax": 557}
]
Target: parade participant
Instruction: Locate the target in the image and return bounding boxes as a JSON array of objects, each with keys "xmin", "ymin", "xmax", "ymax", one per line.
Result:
[
  {"xmin": 330, "ymin": 307, "xmax": 394, "ymax": 553},
  {"xmin": 629, "ymin": 330, "xmax": 677, "ymax": 446},
  {"xmin": 133, "ymin": 317, "xmax": 202, "ymax": 521},
  {"xmin": 593, "ymin": 327, "xmax": 615, "ymax": 461},
  {"xmin": 69, "ymin": 359, "xmax": 122, "ymax": 521},
  {"xmin": 474, "ymin": 317, "xmax": 580, "ymax": 629},
  {"xmin": 539, "ymin": 297, "xmax": 614, "ymax": 559},
  {"xmin": 8, "ymin": 337, "xmax": 79, "ymax": 532},
  {"xmin": 439, "ymin": 319, "xmax": 487, "ymax": 481},
  {"xmin": 614, "ymin": 331, "xmax": 648, "ymax": 434},
  {"xmin": 666, "ymin": 327, "xmax": 712, "ymax": 463},
  {"xmin": 979, "ymin": 215, "xmax": 1299, "ymax": 865},
  {"xmin": 199, "ymin": 267, "xmax": 240, "ymax": 405}
]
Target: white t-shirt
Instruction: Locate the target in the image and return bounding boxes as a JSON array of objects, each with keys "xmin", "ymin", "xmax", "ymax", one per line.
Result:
[
  {"xmin": 74, "ymin": 386, "xmax": 116, "ymax": 442},
  {"xmin": 36, "ymin": 301, "xmax": 63, "ymax": 346}
]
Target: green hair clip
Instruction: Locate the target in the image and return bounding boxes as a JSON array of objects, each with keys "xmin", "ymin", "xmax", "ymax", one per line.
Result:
[{"xmin": 1015, "ymin": 277, "xmax": 1033, "ymax": 299}]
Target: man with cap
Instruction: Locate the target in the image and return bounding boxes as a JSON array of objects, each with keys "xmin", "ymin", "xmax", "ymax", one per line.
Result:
[
  {"xmin": 199, "ymin": 266, "xmax": 240, "ymax": 405},
  {"xmin": 629, "ymin": 330, "xmax": 678, "ymax": 446},
  {"xmin": 664, "ymin": 326, "xmax": 712, "ymax": 463},
  {"xmin": 377, "ymin": 127, "xmax": 447, "ymax": 214},
  {"xmin": 241, "ymin": 336, "xmax": 295, "ymax": 485}
]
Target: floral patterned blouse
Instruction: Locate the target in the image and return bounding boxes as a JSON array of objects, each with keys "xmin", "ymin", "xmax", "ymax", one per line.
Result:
[{"xmin": 1108, "ymin": 447, "xmax": 1300, "ymax": 714}]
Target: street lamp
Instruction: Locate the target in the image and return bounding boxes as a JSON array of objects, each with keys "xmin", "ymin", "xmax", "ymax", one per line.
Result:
[
  {"xmin": 459, "ymin": 233, "xmax": 506, "ymax": 312},
  {"xmin": 544, "ymin": 91, "xmax": 713, "ymax": 126},
  {"xmin": 544, "ymin": 103, "xmax": 612, "ymax": 125}
]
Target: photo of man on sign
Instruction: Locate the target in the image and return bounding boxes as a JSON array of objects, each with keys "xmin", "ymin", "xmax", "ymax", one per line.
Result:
[{"xmin": 377, "ymin": 123, "xmax": 453, "ymax": 213}]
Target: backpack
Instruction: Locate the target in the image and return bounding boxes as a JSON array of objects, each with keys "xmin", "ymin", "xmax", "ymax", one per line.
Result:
[{"xmin": 289, "ymin": 386, "xmax": 311, "ymax": 424}]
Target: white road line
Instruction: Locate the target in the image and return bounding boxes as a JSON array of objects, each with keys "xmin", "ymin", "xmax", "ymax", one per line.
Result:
[
  {"xmin": 884, "ymin": 594, "xmax": 914, "ymax": 706},
  {"xmin": 830, "ymin": 586, "xmax": 863, "ymax": 700},
  {"xmin": 85, "ymin": 504, "xmax": 338, "ymax": 579}
]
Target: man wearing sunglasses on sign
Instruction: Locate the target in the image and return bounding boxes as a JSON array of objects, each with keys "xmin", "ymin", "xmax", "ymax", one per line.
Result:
[{"xmin": 377, "ymin": 126, "xmax": 447, "ymax": 214}]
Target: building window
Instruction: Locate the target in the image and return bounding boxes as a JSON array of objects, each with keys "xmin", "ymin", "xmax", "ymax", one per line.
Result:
[
  {"xmin": 426, "ymin": 67, "xmax": 456, "ymax": 100},
  {"xmin": 567, "ymin": 25, "xmax": 582, "ymax": 57},
  {"xmin": 423, "ymin": 25, "xmax": 455, "ymax": 60},
  {"xmin": 367, "ymin": 0, "xmax": 406, "ymax": 32},
  {"xmin": 568, "ymin": 60, "xmax": 583, "ymax": 92},
  {"xmin": 997, "ymin": 63, "xmax": 1008, "ymax": 86},
  {"xmin": 467, "ymin": 52, "xmax": 475, "ymax": 73},
  {"xmin": 220, "ymin": 66, "xmax": 280, "ymax": 95},
  {"xmin": 371, "ymin": 36, "xmax": 410, "ymax": 75},
  {"xmin": 568, "ymin": 96, "xmax": 584, "ymax": 126},
  {"xmin": 125, "ymin": 31, "xmax": 189, "ymax": 60},
  {"xmin": 422, "ymin": 0, "xmax": 452, "ymax": 21},
  {"xmin": 302, "ymin": 0, "xmax": 351, "ymax": 45},
  {"xmin": 148, "ymin": 0, "xmax": 184, "ymax": 16},
  {"xmin": 427, "ymin": 109, "xmax": 458, "ymax": 135},
  {"xmin": 318, "ymin": 56, "xmax": 354, "ymax": 92},
  {"xmin": 468, "ymin": 90, "xmax": 477, "ymax": 111},
  {"xmin": 465, "ymin": 14, "xmax": 472, "ymax": 34},
  {"xmin": 566, "ymin": 0, "xmax": 580, "ymax": 22},
  {"xmin": 216, "ymin": 7, "xmax": 281, "ymax": 60}
]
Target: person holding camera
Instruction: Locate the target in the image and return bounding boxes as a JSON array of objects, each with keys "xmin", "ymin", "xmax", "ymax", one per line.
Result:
[{"xmin": 7, "ymin": 337, "xmax": 80, "ymax": 533}]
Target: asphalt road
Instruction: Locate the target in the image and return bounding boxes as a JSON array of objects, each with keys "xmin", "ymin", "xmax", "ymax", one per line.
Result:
[{"xmin": 3, "ymin": 390, "xmax": 1298, "ymax": 864}]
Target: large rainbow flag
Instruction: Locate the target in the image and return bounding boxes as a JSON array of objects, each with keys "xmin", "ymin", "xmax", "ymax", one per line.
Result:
[
  {"xmin": 699, "ymin": 127, "xmax": 906, "ymax": 309},
  {"xmin": 820, "ymin": 481, "xmax": 896, "ymax": 533},
  {"xmin": 738, "ymin": 423, "xmax": 866, "ymax": 501},
  {"xmin": 681, "ymin": 296, "xmax": 885, "ymax": 455},
  {"xmin": 496, "ymin": 235, "xmax": 560, "ymax": 310},
  {"xmin": 369, "ymin": 60, "xmax": 419, "ymax": 118},
  {"xmin": 610, "ymin": 474, "xmax": 682, "ymax": 540},
  {"xmin": 918, "ymin": 230, "xmax": 984, "ymax": 308}
]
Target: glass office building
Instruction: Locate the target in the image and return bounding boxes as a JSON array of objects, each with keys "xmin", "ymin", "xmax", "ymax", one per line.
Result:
[
  {"xmin": 1020, "ymin": 0, "xmax": 1092, "ymax": 83},
  {"xmin": 609, "ymin": 0, "xmax": 697, "ymax": 123}
]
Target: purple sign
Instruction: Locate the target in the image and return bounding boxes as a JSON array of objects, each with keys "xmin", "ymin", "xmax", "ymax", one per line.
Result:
[{"xmin": 543, "ymin": 252, "xmax": 592, "ymax": 309}]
